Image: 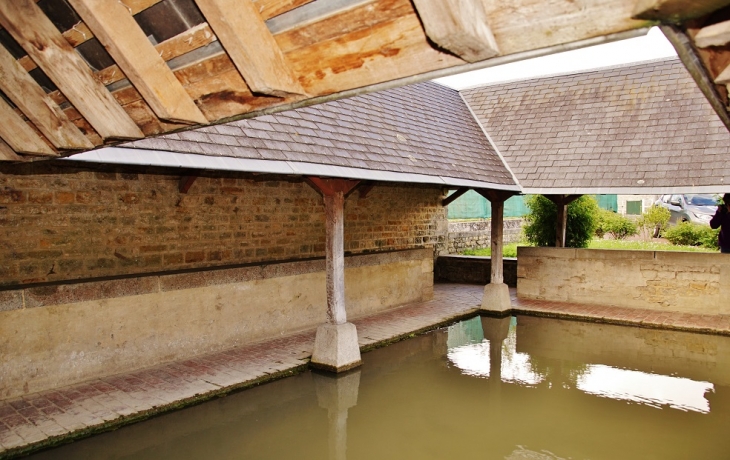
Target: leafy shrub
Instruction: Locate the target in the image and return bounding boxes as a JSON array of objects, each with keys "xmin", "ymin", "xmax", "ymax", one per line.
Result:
[
  {"xmin": 663, "ymin": 221, "xmax": 719, "ymax": 248},
  {"xmin": 523, "ymin": 195, "xmax": 598, "ymax": 248},
  {"xmin": 595, "ymin": 209, "xmax": 638, "ymax": 240},
  {"xmin": 636, "ymin": 205, "xmax": 670, "ymax": 238}
]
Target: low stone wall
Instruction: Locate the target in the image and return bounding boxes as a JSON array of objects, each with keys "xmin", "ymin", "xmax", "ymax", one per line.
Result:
[
  {"xmin": 435, "ymin": 255, "xmax": 517, "ymax": 287},
  {"xmin": 517, "ymin": 247, "xmax": 730, "ymax": 315},
  {"xmin": 447, "ymin": 218, "xmax": 523, "ymax": 254},
  {"xmin": 0, "ymin": 249, "xmax": 433, "ymax": 399}
]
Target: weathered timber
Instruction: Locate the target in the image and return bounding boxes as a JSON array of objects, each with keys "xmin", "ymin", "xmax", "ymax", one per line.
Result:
[
  {"xmin": 661, "ymin": 25, "xmax": 730, "ymax": 130},
  {"xmin": 194, "ymin": 0, "xmax": 306, "ymax": 97},
  {"xmin": 0, "ymin": 45, "xmax": 92, "ymax": 150},
  {"xmin": 411, "ymin": 0, "xmax": 499, "ymax": 62},
  {"xmin": 69, "ymin": 0, "xmax": 208, "ymax": 125},
  {"xmin": 475, "ymin": 190, "xmax": 517, "ymax": 284},
  {"xmin": 442, "ymin": 187, "xmax": 470, "ymax": 206},
  {"xmin": 0, "ymin": 139, "xmax": 28, "ymax": 161},
  {"xmin": 545, "ymin": 194, "xmax": 582, "ymax": 248},
  {"xmin": 0, "ymin": 99, "xmax": 56, "ymax": 156},
  {"xmin": 633, "ymin": 0, "xmax": 730, "ymax": 22},
  {"xmin": 306, "ymin": 177, "xmax": 360, "ymax": 325},
  {"xmin": 695, "ymin": 19, "xmax": 730, "ymax": 48},
  {"xmin": 179, "ymin": 176, "xmax": 198, "ymax": 194},
  {"xmin": 0, "ymin": 0, "xmax": 143, "ymax": 141},
  {"xmin": 254, "ymin": 0, "xmax": 314, "ymax": 19}
]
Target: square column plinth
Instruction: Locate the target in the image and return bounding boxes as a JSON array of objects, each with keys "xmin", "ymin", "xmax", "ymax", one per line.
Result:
[
  {"xmin": 481, "ymin": 282, "xmax": 511, "ymax": 313},
  {"xmin": 310, "ymin": 322, "xmax": 362, "ymax": 372}
]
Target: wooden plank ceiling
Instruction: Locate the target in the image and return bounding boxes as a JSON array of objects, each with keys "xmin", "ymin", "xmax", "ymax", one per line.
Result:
[{"xmin": 0, "ymin": 0, "xmax": 725, "ymax": 162}]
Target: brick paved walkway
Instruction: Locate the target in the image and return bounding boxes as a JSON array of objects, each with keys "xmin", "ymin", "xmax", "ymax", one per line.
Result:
[{"xmin": 3, "ymin": 282, "xmax": 730, "ymax": 458}]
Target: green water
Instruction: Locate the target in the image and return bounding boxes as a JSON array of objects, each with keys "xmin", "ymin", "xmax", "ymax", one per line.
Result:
[{"xmin": 29, "ymin": 316, "xmax": 730, "ymax": 459}]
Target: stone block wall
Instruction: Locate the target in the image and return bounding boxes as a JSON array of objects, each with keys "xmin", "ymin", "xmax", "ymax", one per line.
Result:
[
  {"xmin": 446, "ymin": 218, "xmax": 523, "ymax": 254},
  {"xmin": 517, "ymin": 247, "xmax": 730, "ymax": 315},
  {"xmin": 0, "ymin": 162, "xmax": 447, "ymax": 287}
]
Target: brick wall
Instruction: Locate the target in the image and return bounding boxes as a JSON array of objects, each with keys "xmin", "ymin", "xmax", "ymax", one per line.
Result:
[{"xmin": 0, "ymin": 162, "xmax": 447, "ymax": 287}]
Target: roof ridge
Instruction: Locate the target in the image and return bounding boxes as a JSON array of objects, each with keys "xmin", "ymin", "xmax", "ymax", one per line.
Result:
[{"xmin": 458, "ymin": 56, "xmax": 681, "ymax": 91}]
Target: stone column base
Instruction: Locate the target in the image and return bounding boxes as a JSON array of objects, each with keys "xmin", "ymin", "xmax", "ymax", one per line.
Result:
[
  {"xmin": 310, "ymin": 322, "xmax": 362, "ymax": 373},
  {"xmin": 481, "ymin": 282, "xmax": 512, "ymax": 313}
]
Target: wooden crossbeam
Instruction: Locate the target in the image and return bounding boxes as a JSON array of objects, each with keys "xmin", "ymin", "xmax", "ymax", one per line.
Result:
[
  {"xmin": 0, "ymin": 99, "xmax": 56, "ymax": 156},
  {"xmin": 411, "ymin": 0, "xmax": 499, "ymax": 62},
  {"xmin": 0, "ymin": 44, "xmax": 92, "ymax": 150},
  {"xmin": 194, "ymin": 0, "xmax": 307, "ymax": 97},
  {"xmin": 179, "ymin": 175, "xmax": 198, "ymax": 194},
  {"xmin": 69, "ymin": 0, "xmax": 208, "ymax": 125},
  {"xmin": 475, "ymin": 189, "xmax": 518, "ymax": 203},
  {"xmin": 357, "ymin": 184, "xmax": 375, "ymax": 199},
  {"xmin": 0, "ymin": 0, "xmax": 143, "ymax": 141},
  {"xmin": 632, "ymin": 0, "xmax": 730, "ymax": 21},
  {"xmin": 306, "ymin": 177, "xmax": 360, "ymax": 197},
  {"xmin": 442, "ymin": 187, "xmax": 469, "ymax": 207}
]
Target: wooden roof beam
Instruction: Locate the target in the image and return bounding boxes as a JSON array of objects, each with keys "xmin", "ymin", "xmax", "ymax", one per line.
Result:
[
  {"xmin": 194, "ymin": 0, "xmax": 307, "ymax": 97},
  {"xmin": 695, "ymin": 19, "xmax": 730, "ymax": 48},
  {"xmin": 69, "ymin": 0, "xmax": 208, "ymax": 125},
  {"xmin": 0, "ymin": 139, "xmax": 30, "ymax": 162},
  {"xmin": 0, "ymin": 44, "xmax": 92, "ymax": 150},
  {"xmin": 0, "ymin": 99, "xmax": 56, "ymax": 156},
  {"xmin": 412, "ymin": 0, "xmax": 499, "ymax": 62},
  {"xmin": 0, "ymin": 0, "xmax": 143, "ymax": 141},
  {"xmin": 633, "ymin": 0, "xmax": 730, "ymax": 22}
]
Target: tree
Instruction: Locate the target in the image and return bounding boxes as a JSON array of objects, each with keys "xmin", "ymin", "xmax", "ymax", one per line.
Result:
[{"xmin": 523, "ymin": 195, "xmax": 599, "ymax": 248}]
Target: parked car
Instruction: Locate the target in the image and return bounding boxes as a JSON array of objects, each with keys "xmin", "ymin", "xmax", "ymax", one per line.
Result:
[{"xmin": 655, "ymin": 194, "xmax": 718, "ymax": 225}]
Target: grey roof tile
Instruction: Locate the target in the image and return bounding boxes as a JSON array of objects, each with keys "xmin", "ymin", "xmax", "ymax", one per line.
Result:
[{"xmin": 461, "ymin": 58, "xmax": 730, "ymax": 191}]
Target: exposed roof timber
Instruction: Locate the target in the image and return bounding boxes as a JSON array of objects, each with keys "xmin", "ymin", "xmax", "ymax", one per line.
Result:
[
  {"xmin": 411, "ymin": 0, "xmax": 499, "ymax": 62},
  {"xmin": 0, "ymin": 0, "xmax": 143, "ymax": 141},
  {"xmin": 633, "ymin": 0, "xmax": 730, "ymax": 22},
  {"xmin": 695, "ymin": 19, "xmax": 730, "ymax": 47},
  {"xmin": 0, "ymin": 139, "xmax": 31, "ymax": 162},
  {"xmin": 68, "ymin": 0, "xmax": 208, "ymax": 125},
  {"xmin": 660, "ymin": 24, "xmax": 730, "ymax": 131},
  {"xmin": 0, "ymin": 43, "xmax": 92, "ymax": 150},
  {"xmin": 0, "ymin": 98, "xmax": 57, "ymax": 156},
  {"xmin": 65, "ymin": 147, "xmax": 523, "ymax": 192},
  {"xmin": 194, "ymin": 0, "xmax": 306, "ymax": 97}
]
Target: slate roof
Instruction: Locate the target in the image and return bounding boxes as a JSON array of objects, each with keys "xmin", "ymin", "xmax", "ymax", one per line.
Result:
[
  {"xmin": 461, "ymin": 58, "xmax": 730, "ymax": 193},
  {"xmin": 119, "ymin": 81, "xmax": 517, "ymax": 189}
]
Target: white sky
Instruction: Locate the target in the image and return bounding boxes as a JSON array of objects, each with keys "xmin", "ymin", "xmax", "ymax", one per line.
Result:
[{"xmin": 434, "ymin": 27, "xmax": 678, "ymax": 90}]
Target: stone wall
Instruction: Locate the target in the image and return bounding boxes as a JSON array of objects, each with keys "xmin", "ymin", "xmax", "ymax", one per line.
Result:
[
  {"xmin": 0, "ymin": 249, "xmax": 433, "ymax": 399},
  {"xmin": 435, "ymin": 255, "xmax": 518, "ymax": 287},
  {"xmin": 446, "ymin": 218, "xmax": 523, "ymax": 254},
  {"xmin": 0, "ymin": 162, "xmax": 447, "ymax": 287},
  {"xmin": 517, "ymin": 247, "xmax": 730, "ymax": 315}
]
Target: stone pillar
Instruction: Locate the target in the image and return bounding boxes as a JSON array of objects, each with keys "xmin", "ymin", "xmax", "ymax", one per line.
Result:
[
  {"xmin": 314, "ymin": 370, "xmax": 361, "ymax": 460},
  {"xmin": 307, "ymin": 178, "xmax": 362, "ymax": 372},
  {"xmin": 477, "ymin": 190, "xmax": 514, "ymax": 313}
]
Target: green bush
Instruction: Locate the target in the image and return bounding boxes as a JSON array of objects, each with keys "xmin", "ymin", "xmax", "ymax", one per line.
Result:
[
  {"xmin": 523, "ymin": 195, "xmax": 599, "ymax": 248},
  {"xmin": 637, "ymin": 205, "xmax": 671, "ymax": 238},
  {"xmin": 595, "ymin": 208, "xmax": 638, "ymax": 240},
  {"xmin": 663, "ymin": 221, "xmax": 719, "ymax": 248}
]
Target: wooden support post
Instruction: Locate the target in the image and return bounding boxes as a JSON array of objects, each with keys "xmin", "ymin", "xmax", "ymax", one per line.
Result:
[
  {"xmin": 545, "ymin": 194, "xmax": 582, "ymax": 248},
  {"xmin": 476, "ymin": 189, "xmax": 517, "ymax": 313},
  {"xmin": 306, "ymin": 177, "xmax": 362, "ymax": 372}
]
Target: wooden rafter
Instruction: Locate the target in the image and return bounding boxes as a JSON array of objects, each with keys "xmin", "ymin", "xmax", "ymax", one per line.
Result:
[
  {"xmin": 68, "ymin": 0, "xmax": 208, "ymax": 125},
  {"xmin": 194, "ymin": 0, "xmax": 307, "ymax": 97},
  {"xmin": 411, "ymin": 0, "xmax": 499, "ymax": 62},
  {"xmin": 633, "ymin": 0, "xmax": 730, "ymax": 22},
  {"xmin": 0, "ymin": 99, "xmax": 56, "ymax": 156},
  {"xmin": 0, "ymin": 0, "xmax": 143, "ymax": 141},
  {"xmin": 695, "ymin": 19, "xmax": 730, "ymax": 48},
  {"xmin": 0, "ymin": 44, "xmax": 92, "ymax": 150},
  {"xmin": 0, "ymin": 139, "xmax": 28, "ymax": 162}
]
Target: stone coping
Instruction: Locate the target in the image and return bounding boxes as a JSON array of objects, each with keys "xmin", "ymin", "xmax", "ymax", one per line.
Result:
[{"xmin": 0, "ymin": 248, "xmax": 432, "ymax": 311}]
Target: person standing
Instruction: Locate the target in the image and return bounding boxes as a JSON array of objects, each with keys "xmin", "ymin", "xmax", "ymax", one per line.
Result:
[{"xmin": 710, "ymin": 193, "xmax": 730, "ymax": 253}]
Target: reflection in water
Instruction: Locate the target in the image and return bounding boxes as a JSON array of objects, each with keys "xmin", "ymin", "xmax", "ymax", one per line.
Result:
[
  {"xmin": 27, "ymin": 315, "xmax": 730, "ymax": 460},
  {"xmin": 577, "ymin": 364, "xmax": 713, "ymax": 413},
  {"xmin": 448, "ymin": 317, "xmax": 714, "ymax": 413}
]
